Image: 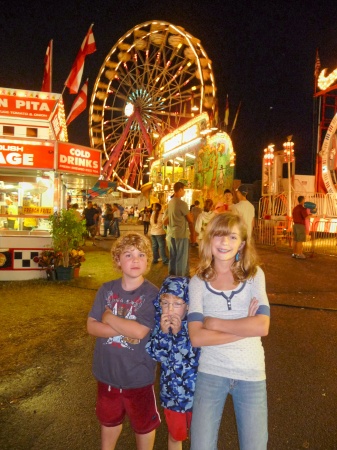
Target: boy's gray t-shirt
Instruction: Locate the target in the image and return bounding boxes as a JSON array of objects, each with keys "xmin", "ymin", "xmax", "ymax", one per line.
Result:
[{"xmin": 89, "ymin": 278, "xmax": 158, "ymax": 388}]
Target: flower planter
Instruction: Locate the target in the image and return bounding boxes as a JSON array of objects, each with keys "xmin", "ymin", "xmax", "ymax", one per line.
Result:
[
  {"xmin": 55, "ymin": 266, "xmax": 74, "ymax": 281},
  {"xmin": 46, "ymin": 269, "xmax": 56, "ymax": 281},
  {"xmin": 73, "ymin": 267, "xmax": 80, "ymax": 278}
]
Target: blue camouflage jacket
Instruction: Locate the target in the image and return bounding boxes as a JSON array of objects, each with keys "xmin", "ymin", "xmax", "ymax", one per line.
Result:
[{"xmin": 146, "ymin": 277, "xmax": 200, "ymax": 412}]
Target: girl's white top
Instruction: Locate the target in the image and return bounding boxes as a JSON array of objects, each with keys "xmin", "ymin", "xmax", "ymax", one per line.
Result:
[
  {"xmin": 188, "ymin": 267, "xmax": 270, "ymax": 381},
  {"xmin": 150, "ymin": 211, "xmax": 166, "ymax": 235}
]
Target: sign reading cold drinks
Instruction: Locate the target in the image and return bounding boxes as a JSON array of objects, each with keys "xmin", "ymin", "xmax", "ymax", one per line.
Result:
[{"xmin": 57, "ymin": 142, "xmax": 101, "ymax": 176}]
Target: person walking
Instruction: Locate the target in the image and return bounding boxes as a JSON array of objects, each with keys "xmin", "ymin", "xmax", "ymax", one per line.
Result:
[
  {"xmin": 142, "ymin": 207, "xmax": 151, "ymax": 235},
  {"xmin": 195, "ymin": 199, "xmax": 214, "ymax": 244},
  {"xmin": 93, "ymin": 203, "xmax": 102, "ymax": 237},
  {"xmin": 111, "ymin": 203, "xmax": 121, "ymax": 238},
  {"xmin": 164, "ymin": 182, "xmax": 196, "ymax": 277},
  {"xmin": 102, "ymin": 203, "xmax": 114, "ymax": 238},
  {"xmin": 149, "ymin": 203, "xmax": 169, "ymax": 265},
  {"xmin": 292, "ymin": 195, "xmax": 312, "ymax": 259},
  {"xmin": 82, "ymin": 201, "xmax": 98, "ymax": 246},
  {"xmin": 188, "ymin": 213, "xmax": 270, "ymax": 450},
  {"xmin": 232, "ymin": 184, "xmax": 255, "ymax": 239}
]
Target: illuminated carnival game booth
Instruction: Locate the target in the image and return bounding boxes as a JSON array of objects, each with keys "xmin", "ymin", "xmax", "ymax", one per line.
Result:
[
  {"xmin": 149, "ymin": 112, "xmax": 235, "ymax": 207},
  {"xmin": 0, "ymin": 88, "xmax": 101, "ymax": 280}
]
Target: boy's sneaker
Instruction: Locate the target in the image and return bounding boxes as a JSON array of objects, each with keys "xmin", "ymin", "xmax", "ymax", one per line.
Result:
[
  {"xmin": 296, "ymin": 254, "xmax": 306, "ymax": 259},
  {"xmin": 291, "ymin": 253, "xmax": 297, "ymax": 258}
]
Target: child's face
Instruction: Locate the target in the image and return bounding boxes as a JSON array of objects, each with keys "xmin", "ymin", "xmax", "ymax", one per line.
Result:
[
  {"xmin": 160, "ymin": 293, "xmax": 188, "ymax": 320},
  {"xmin": 211, "ymin": 225, "xmax": 244, "ymax": 263},
  {"xmin": 118, "ymin": 246, "xmax": 147, "ymax": 279},
  {"xmin": 224, "ymin": 192, "xmax": 233, "ymax": 203}
]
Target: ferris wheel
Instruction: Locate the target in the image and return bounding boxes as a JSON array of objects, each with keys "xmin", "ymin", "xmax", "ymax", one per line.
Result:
[{"xmin": 89, "ymin": 20, "xmax": 216, "ymax": 190}]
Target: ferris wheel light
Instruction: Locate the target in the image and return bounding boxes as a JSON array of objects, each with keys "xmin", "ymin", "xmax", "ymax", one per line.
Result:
[{"xmin": 125, "ymin": 102, "xmax": 134, "ymax": 117}]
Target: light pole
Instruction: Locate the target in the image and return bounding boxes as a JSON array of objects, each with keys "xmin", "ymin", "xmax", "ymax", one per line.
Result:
[
  {"xmin": 283, "ymin": 138, "xmax": 294, "ymax": 217},
  {"xmin": 263, "ymin": 144, "xmax": 275, "ymax": 216}
]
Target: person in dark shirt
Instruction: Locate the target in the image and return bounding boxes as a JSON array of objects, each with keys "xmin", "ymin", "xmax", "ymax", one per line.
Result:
[
  {"xmin": 82, "ymin": 201, "xmax": 98, "ymax": 246},
  {"xmin": 102, "ymin": 203, "xmax": 114, "ymax": 238},
  {"xmin": 93, "ymin": 203, "xmax": 102, "ymax": 237}
]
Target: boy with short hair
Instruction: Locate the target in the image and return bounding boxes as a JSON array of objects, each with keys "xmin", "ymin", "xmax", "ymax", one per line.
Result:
[
  {"xmin": 146, "ymin": 276, "xmax": 200, "ymax": 450},
  {"xmin": 87, "ymin": 232, "xmax": 160, "ymax": 450}
]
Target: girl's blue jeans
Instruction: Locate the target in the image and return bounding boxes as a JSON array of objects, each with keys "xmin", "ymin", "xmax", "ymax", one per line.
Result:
[
  {"xmin": 190, "ymin": 371, "xmax": 268, "ymax": 450},
  {"xmin": 150, "ymin": 234, "xmax": 168, "ymax": 263}
]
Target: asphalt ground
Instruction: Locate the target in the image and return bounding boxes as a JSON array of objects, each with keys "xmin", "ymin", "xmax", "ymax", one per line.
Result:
[{"xmin": 1, "ymin": 223, "xmax": 337, "ymax": 449}]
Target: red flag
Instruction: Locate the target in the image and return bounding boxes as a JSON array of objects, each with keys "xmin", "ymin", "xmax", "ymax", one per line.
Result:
[
  {"xmin": 65, "ymin": 24, "xmax": 96, "ymax": 94},
  {"xmin": 314, "ymin": 49, "xmax": 321, "ymax": 79},
  {"xmin": 230, "ymin": 101, "xmax": 242, "ymax": 136},
  {"xmin": 224, "ymin": 95, "xmax": 229, "ymax": 127},
  {"xmin": 66, "ymin": 79, "xmax": 88, "ymax": 125},
  {"xmin": 41, "ymin": 40, "xmax": 53, "ymax": 92}
]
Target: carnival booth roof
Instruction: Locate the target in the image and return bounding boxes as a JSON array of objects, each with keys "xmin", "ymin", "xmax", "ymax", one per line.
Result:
[{"xmin": 88, "ymin": 180, "xmax": 117, "ymax": 198}]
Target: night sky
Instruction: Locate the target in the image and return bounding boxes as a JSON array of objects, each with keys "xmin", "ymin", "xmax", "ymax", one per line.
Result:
[{"xmin": 1, "ymin": 0, "xmax": 337, "ymax": 183}]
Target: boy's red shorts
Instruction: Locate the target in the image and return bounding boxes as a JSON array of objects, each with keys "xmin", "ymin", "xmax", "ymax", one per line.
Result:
[
  {"xmin": 164, "ymin": 408, "xmax": 192, "ymax": 441},
  {"xmin": 96, "ymin": 382, "xmax": 161, "ymax": 434}
]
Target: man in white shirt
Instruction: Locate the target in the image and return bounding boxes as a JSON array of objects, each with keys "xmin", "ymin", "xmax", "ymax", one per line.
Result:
[{"xmin": 232, "ymin": 184, "xmax": 255, "ymax": 239}]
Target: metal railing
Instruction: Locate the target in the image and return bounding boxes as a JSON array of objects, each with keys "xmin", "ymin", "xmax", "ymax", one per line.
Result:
[
  {"xmin": 254, "ymin": 217, "xmax": 337, "ymax": 256},
  {"xmin": 258, "ymin": 192, "xmax": 337, "ymax": 219}
]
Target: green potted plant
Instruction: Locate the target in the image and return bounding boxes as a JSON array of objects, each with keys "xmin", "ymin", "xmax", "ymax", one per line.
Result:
[{"xmin": 48, "ymin": 209, "xmax": 86, "ymax": 280}]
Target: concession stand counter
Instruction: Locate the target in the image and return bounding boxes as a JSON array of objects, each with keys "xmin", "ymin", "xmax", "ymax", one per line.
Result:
[{"xmin": 0, "ymin": 87, "xmax": 101, "ymax": 280}]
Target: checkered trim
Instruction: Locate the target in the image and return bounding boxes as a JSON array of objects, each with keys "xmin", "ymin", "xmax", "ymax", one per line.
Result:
[
  {"xmin": 0, "ymin": 248, "xmax": 43, "ymax": 270},
  {"xmin": 13, "ymin": 250, "xmax": 40, "ymax": 269}
]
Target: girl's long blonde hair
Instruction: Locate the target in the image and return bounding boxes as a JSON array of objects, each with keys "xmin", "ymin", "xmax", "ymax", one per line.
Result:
[{"xmin": 195, "ymin": 212, "xmax": 258, "ymax": 284}]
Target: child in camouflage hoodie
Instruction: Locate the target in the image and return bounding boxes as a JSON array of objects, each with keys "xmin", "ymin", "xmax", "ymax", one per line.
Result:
[{"xmin": 146, "ymin": 276, "xmax": 200, "ymax": 449}]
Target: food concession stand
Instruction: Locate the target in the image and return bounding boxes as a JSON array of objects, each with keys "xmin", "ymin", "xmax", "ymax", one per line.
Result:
[{"xmin": 0, "ymin": 88, "xmax": 101, "ymax": 280}]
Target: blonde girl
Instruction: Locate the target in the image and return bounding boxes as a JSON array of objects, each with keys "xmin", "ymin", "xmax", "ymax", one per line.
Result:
[{"xmin": 188, "ymin": 212, "xmax": 270, "ymax": 450}]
